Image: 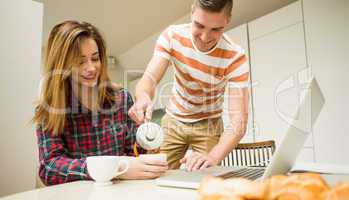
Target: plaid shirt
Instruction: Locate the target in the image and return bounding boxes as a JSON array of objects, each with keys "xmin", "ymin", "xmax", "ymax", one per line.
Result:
[{"xmin": 36, "ymin": 88, "xmax": 143, "ymax": 186}]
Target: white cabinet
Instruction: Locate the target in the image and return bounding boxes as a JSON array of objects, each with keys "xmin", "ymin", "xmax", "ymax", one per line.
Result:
[
  {"xmin": 248, "ymin": 1, "xmax": 303, "ymax": 40},
  {"xmin": 303, "ymin": 0, "xmax": 349, "ymax": 164},
  {"xmin": 248, "ymin": 1, "xmax": 314, "ymax": 161},
  {"xmin": 224, "ymin": 0, "xmax": 349, "ymax": 164},
  {"xmin": 224, "ymin": 24, "xmax": 254, "ymax": 143},
  {"xmin": 0, "ymin": 0, "xmax": 43, "ymax": 196}
]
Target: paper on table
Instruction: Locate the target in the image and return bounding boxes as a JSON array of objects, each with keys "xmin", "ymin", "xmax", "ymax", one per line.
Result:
[{"xmin": 290, "ymin": 162, "xmax": 349, "ymax": 174}]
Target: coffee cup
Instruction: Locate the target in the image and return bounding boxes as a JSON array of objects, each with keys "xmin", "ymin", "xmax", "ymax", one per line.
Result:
[{"xmin": 86, "ymin": 156, "xmax": 128, "ymax": 186}]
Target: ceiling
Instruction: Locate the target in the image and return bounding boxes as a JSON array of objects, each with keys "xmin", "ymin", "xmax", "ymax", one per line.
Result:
[{"xmin": 37, "ymin": 0, "xmax": 297, "ymax": 57}]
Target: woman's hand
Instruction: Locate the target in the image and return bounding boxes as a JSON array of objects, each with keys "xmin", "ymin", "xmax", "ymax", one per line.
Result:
[{"xmin": 117, "ymin": 156, "xmax": 168, "ymax": 180}]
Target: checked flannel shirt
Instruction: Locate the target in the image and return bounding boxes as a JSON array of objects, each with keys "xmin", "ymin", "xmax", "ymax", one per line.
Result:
[{"xmin": 36, "ymin": 88, "xmax": 143, "ymax": 185}]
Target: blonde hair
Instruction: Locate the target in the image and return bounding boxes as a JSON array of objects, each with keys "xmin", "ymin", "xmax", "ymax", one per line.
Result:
[{"xmin": 33, "ymin": 20, "xmax": 118, "ymax": 135}]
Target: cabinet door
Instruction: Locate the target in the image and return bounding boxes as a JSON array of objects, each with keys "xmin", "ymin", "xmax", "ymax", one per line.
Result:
[
  {"xmin": 248, "ymin": 1, "xmax": 314, "ymax": 161},
  {"xmin": 248, "ymin": 1, "xmax": 303, "ymax": 41},
  {"xmin": 303, "ymin": 0, "xmax": 349, "ymax": 164},
  {"xmin": 0, "ymin": 0, "xmax": 43, "ymax": 196},
  {"xmin": 224, "ymin": 24, "xmax": 254, "ymax": 143}
]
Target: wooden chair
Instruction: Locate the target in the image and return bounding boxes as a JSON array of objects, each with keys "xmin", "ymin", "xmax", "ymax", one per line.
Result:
[{"xmin": 221, "ymin": 140, "xmax": 276, "ymax": 167}]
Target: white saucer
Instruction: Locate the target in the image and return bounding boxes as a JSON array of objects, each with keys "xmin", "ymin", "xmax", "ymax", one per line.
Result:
[{"xmin": 94, "ymin": 181, "xmax": 113, "ymax": 187}]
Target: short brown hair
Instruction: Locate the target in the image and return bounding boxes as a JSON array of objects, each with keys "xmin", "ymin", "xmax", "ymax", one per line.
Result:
[{"xmin": 193, "ymin": 0, "xmax": 233, "ymax": 16}]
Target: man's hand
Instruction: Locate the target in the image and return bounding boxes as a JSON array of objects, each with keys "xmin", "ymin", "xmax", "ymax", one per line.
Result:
[
  {"xmin": 128, "ymin": 94, "xmax": 153, "ymax": 125},
  {"xmin": 179, "ymin": 152, "xmax": 219, "ymax": 172},
  {"xmin": 118, "ymin": 156, "xmax": 168, "ymax": 180}
]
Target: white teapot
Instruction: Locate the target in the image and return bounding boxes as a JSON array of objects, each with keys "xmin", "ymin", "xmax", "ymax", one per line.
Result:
[{"xmin": 136, "ymin": 122, "xmax": 164, "ymax": 150}]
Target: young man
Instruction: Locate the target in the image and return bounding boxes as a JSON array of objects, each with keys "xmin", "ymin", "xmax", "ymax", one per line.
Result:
[{"xmin": 128, "ymin": 0, "xmax": 249, "ymax": 171}]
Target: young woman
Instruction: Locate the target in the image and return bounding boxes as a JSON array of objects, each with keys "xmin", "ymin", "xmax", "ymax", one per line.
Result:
[{"xmin": 33, "ymin": 20, "xmax": 167, "ymax": 186}]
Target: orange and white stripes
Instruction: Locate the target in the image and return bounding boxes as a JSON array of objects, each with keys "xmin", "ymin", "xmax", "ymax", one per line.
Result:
[{"xmin": 154, "ymin": 24, "xmax": 249, "ymax": 122}]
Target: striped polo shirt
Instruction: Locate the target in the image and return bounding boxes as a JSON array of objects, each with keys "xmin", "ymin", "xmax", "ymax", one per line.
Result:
[{"xmin": 154, "ymin": 23, "xmax": 249, "ymax": 122}]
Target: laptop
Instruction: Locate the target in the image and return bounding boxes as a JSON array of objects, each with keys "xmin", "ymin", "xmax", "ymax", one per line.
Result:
[{"xmin": 156, "ymin": 76, "xmax": 325, "ymax": 189}]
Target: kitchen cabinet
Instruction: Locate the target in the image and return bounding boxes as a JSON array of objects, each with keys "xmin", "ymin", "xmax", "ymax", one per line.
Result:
[
  {"xmin": 303, "ymin": 0, "xmax": 349, "ymax": 164},
  {"xmin": 247, "ymin": 1, "xmax": 315, "ymax": 161}
]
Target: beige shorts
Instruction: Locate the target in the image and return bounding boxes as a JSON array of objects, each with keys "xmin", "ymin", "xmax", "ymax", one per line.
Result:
[{"xmin": 160, "ymin": 113, "xmax": 224, "ymax": 169}]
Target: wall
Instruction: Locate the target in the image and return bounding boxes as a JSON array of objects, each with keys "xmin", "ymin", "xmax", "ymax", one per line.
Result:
[
  {"xmin": 0, "ymin": 0, "xmax": 43, "ymax": 197},
  {"xmin": 112, "ymin": 14, "xmax": 190, "ymax": 108},
  {"xmin": 113, "ymin": 14, "xmax": 190, "ymax": 88},
  {"xmin": 108, "ymin": 66, "xmax": 125, "ymax": 86},
  {"xmin": 117, "ymin": 13, "xmax": 190, "ymax": 66}
]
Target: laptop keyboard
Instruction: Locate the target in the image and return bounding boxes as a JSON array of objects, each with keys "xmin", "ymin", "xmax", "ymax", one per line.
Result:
[{"xmin": 219, "ymin": 168, "xmax": 265, "ymax": 180}]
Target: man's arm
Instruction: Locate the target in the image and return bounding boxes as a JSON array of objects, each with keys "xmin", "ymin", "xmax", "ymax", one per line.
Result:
[
  {"xmin": 128, "ymin": 56, "xmax": 170, "ymax": 124},
  {"xmin": 181, "ymin": 87, "xmax": 249, "ymax": 171},
  {"xmin": 135, "ymin": 56, "xmax": 169, "ymax": 101},
  {"xmin": 208, "ymin": 87, "xmax": 249, "ymax": 161}
]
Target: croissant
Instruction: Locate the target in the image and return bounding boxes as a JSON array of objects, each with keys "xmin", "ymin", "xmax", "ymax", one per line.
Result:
[
  {"xmin": 198, "ymin": 177, "xmax": 244, "ymax": 200},
  {"xmin": 198, "ymin": 173, "xmax": 348, "ymax": 200},
  {"xmin": 199, "ymin": 176, "xmax": 267, "ymax": 200},
  {"xmin": 321, "ymin": 183, "xmax": 349, "ymax": 200},
  {"xmin": 267, "ymin": 173, "xmax": 329, "ymax": 200}
]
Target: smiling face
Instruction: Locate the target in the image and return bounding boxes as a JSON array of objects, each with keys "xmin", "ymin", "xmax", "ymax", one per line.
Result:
[
  {"xmin": 71, "ymin": 37, "xmax": 101, "ymax": 88},
  {"xmin": 191, "ymin": 6, "xmax": 230, "ymax": 52}
]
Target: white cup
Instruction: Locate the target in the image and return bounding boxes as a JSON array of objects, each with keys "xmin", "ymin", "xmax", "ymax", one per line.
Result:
[{"xmin": 87, "ymin": 156, "xmax": 128, "ymax": 186}]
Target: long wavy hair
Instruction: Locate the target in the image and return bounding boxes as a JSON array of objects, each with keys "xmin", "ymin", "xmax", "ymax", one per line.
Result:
[{"xmin": 33, "ymin": 20, "xmax": 118, "ymax": 135}]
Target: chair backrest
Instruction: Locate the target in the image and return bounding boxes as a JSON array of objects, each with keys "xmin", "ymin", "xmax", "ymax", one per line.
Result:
[{"xmin": 221, "ymin": 140, "xmax": 276, "ymax": 167}]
